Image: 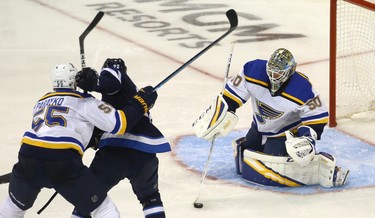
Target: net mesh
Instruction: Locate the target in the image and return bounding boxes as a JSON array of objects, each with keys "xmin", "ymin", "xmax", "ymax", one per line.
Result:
[{"xmin": 335, "ymin": 0, "xmax": 375, "ymax": 118}]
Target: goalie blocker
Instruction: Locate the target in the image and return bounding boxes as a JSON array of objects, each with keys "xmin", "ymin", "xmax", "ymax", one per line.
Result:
[
  {"xmin": 232, "ymin": 138, "xmax": 349, "ymax": 188},
  {"xmin": 192, "ymin": 94, "xmax": 238, "ymax": 141}
]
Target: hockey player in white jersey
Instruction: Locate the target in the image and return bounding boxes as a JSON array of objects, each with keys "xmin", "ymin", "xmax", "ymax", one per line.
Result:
[
  {"xmin": 193, "ymin": 48, "xmax": 349, "ymax": 188},
  {"xmin": 0, "ymin": 63, "xmax": 158, "ymax": 218}
]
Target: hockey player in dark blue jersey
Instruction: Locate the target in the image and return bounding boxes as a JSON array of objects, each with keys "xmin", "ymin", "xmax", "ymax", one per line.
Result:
[{"xmin": 72, "ymin": 58, "xmax": 170, "ymax": 218}]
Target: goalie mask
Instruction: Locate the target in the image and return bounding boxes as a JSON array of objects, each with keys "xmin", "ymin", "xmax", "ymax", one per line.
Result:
[
  {"xmin": 266, "ymin": 48, "xmax": 296, "ymax": 95},
  {"xmin": 51, "ymin": 63, "xmax": 78, "ymax": 90}
]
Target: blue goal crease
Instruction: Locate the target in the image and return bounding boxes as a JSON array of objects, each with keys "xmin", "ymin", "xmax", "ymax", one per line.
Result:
[{"xmin": 173, "ymin": 128, "xmax": 375, "ymax": 195}]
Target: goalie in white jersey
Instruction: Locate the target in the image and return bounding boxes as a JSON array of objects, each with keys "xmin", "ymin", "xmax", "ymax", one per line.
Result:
[
  {"xmin": 0, "ymin": 63, "xmax": 158, "ymax": 218},
  {"xmin": 193, "ymin": 48, "xmax": 349, "ymax": 188}
]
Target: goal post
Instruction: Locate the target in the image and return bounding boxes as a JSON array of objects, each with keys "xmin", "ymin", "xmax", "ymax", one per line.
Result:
[{"xmin": 329, "ymin": 0, "xmax": 375, "ymax": 127}]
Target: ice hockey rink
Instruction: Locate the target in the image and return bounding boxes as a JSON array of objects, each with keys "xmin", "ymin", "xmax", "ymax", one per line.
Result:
[{"xmin": 1, "ymin": 0, "xmax": 375, "ymax": 217}]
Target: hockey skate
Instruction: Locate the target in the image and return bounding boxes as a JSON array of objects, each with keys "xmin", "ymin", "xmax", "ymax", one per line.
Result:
[{"xmin": 333, "ymin": 166, "xmax": 349, "ymax": 186}]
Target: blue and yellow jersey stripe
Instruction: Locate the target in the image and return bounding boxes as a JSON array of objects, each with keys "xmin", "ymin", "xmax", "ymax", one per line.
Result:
[
  {"xmin": 223, "ymin": 89, "xmax": 243, "ymax": 108},
  {"xmin": 21, "ymin": 132, "xmax": 84, "ymax": 156},
  {"xmin": 111, "ymin": 110, "xmax": 127, "ymax": 135},
  {"xmin": 301, "ymin": 112, "xmax": 329, "ymax": 126}
]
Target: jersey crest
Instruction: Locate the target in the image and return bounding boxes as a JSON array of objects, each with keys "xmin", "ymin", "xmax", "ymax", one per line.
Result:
[{"xmin": 255, "ymin": 99, "xmax": 284, "ymax": 124}]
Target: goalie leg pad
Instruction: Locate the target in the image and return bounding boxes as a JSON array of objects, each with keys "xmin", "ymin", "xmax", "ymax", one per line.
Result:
[
  {"xmin": 241, "ymin": 150, "xmax": 349, "ymax": 188},
  {"xmin": 317, "ymin": 152, "xmax": 349, "ymax": 187},
  {"xmin": 242, "ymin": 149, "xmax": 310, "ymax": 187}
]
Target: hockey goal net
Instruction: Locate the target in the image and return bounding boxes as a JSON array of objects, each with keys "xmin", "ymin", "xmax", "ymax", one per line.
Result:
[{"xmin": 329, "ymin": 0, "xmax": 375, "ymax": 127}]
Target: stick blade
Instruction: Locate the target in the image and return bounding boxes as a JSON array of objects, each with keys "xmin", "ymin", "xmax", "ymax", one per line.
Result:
[
  {"xmin": 226, "ymin": 9, "xmax": 238, "ymax": 29},
  {"xmin": 79, "ymin": 11, "xmax": 105, "ymax": 43}
]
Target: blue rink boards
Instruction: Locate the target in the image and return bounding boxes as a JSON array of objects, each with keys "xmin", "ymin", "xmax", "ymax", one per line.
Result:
[{"xmin": 174, "ymin": 128, "xmax": 375, "ymax": 195}]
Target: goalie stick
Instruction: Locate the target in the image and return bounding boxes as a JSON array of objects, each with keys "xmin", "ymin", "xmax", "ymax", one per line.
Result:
[
  {"xmin": 193, "ymin": 134, "xmax": 217, "ymax": 209},
  {"xmin": 37, "ymin": 11, "xmax": 105, "ymax": 215},
  {"xmin": 193, "ymin": 41, "xmax": 236, "ymax": 209},
  {"xmin": 153, "ymin": 9, "xmax": 238, "ymax": 91}
]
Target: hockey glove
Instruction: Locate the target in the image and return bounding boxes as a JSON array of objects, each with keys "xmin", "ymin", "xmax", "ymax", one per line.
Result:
[
  {"xmin": 132, "ymin": 86, "xmax": 157, "ymax": 113},
  {"xmin": 102, "ymin": 58, "xmax": 127, "ymax": 74},
  {"xmin": 285, "ymin": 130, "xmax": 316, "ymax": 167},
  {"xmin": 75, "ymin": 67, "xmax": 99, "ymax": 92}
]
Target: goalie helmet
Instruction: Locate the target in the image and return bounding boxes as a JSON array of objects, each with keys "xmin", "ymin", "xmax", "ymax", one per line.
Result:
[
  {"xmin": 51, "ymin": 63, "xmax": 78, "ymax": 89},
  {"xmin": 266, "ymin": 48, "xmax": 296, "ymax": 95}
]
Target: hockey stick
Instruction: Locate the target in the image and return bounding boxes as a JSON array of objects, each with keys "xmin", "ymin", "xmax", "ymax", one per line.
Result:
[
  {"xmin": 220, "ymin": 41, "xmax": 236, "ymax": 94},
  {"xmin": 193, "ymin": 134, "xmax": 217, "ymax": 209},
  {"xmin": 37, "ymin": 12, "xmax": 104, "ymax": 215},
  {"xmin": 79, "ymin": 11, "xmax": 104, "ymax": 68},
  {"xmin": 193, "ymin": 41, "xmax": 236, "ymax": 209},
  {"xmin": 153, "ymin": 9, "xmax": 238, "ymax": 91},
  {"xmin": 0, "ymin": 172, "xmax": 11, "ymax": 184},
  {"xmin": 37, "ymin": 192, "xmax": 58, "ymax": 215}
]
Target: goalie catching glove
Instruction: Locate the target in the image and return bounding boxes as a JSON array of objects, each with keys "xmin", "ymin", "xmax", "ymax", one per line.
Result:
[
  {"xmin": 192, "ymin": 94, "xmax": 238, "ymax": 141},
  {"xmin": 285, "ymin": 126, "xmax": 317, "ymax": 167}
]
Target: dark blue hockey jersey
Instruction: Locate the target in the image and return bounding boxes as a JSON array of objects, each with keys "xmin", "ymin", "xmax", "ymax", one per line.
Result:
[{"xmin": 96, "ymin": 67, "xmax": 171, "ymax": 153}]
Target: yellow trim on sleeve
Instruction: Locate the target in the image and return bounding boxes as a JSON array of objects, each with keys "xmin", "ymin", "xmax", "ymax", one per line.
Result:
[
  {"xmin": 117, "ymin": 110, "xmax": 127, "ymax": 135},
  {"xmin": 223, "ymin": 90, "xmax": 243, "ymax": 107}
]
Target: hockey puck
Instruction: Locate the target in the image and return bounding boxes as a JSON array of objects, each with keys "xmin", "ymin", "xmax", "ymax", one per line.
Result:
[{"xmin": 193, "ymin": 202, "xmax": 203, "ymax": 208}]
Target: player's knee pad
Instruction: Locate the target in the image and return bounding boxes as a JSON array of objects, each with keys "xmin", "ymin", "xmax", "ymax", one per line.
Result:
[
  {"xmin": 141, "ymin": 192, "xmax": 165, "ymax": 218},
  {"xmin": 0, "ymin": 195, "xmax": 26, "ymax": 218},
  {"xmin": 232, "ymin": 137, "xmax": 246, "ymax": 175},
  {"xmin": 91, "ymin": 196, "xmax": 120, "ymax": 218}
]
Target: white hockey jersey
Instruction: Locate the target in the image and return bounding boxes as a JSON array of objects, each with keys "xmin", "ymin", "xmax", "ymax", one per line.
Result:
[
  {"xmin": 21, "ymin": 89, "xmax": 127, "ymax": 156},
  {"xmin": 223, "ymin": 59, "xmax": 328, "ymax": 143}
]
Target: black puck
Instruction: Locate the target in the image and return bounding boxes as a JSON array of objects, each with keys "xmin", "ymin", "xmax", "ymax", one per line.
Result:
[{"xmin": 194, "ymin": 202, "xmax": 203, "ymax": 208}]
